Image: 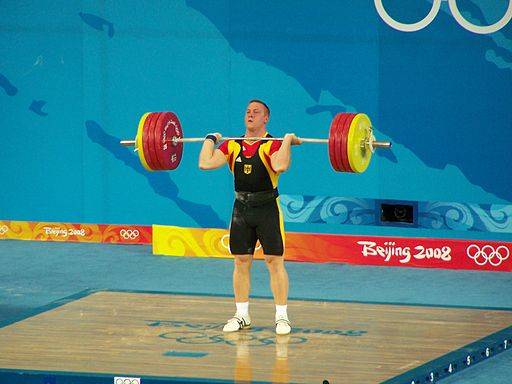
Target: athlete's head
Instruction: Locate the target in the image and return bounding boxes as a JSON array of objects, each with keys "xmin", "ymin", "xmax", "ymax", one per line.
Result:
[{"xmin": 245, "ymin": 99, "xmax": 270, "ymax": 132}]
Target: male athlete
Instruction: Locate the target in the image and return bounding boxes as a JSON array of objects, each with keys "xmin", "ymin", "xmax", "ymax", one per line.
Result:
[{"xmin": 198, "ymin": 100, "xmax": 301, "ymax": 335}]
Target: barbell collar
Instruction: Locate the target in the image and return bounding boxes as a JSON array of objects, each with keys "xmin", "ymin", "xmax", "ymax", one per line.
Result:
[{"xmin": 371, "ymin": 141, "xmax": 392, "ymax": 148}]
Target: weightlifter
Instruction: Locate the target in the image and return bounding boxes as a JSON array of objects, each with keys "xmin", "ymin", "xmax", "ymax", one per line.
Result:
[{"xmin": 198, "ymin": 100, "xmax": 301, "ymax": 335}]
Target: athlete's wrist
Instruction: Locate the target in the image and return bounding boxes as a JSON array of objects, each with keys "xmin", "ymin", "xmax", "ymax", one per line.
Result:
[{"xmin": 205, "ymin": 134, "xmax": 218, "ymax": 144}]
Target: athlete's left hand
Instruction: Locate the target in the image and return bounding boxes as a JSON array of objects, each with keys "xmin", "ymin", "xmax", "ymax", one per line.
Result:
[{"xmin": 284, "ymin": 133, "xmax": 302, "ymax": 146}]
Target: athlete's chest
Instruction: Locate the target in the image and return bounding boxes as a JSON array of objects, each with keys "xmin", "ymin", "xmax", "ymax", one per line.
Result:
[
  {"xmin": 239, "ymin": 141, "xmax": 261, "ymax": 158},
  {"xmin": 234, "ymin": 143, "xmax": 264, "ymax": 175}
]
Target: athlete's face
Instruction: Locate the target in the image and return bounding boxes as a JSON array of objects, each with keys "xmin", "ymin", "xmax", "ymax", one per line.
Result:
[{"xmin": 244, "ymin": 102, "xmax": 269, "ymax": 131}]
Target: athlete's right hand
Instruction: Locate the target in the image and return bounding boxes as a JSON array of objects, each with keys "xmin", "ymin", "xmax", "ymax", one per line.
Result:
[
  {"xmin": 206, "ymin": 132, "xmax": 222, "ymax": 141},
  {"xmin": 204, "ymin": 132, "xmax": 222, "ymax": 144}
]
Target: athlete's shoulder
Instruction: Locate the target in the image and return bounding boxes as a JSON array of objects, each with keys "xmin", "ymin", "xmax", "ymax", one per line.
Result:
[
  {"xmin": 219, "ymin": 139, "xmax": 241, "ymax": 155},
  {"xmin": 262, "ymin": 133, "xmax": 281, "ymax": 155}
]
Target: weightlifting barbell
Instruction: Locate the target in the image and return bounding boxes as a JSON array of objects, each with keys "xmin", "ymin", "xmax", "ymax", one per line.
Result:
[{"xmin": 120, "ymin": 111, "xmax": 391, "ymax": 173}]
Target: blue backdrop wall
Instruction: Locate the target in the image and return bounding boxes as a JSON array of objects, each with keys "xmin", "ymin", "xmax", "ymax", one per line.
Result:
[{"xmin": 1, "ymin": 0, "xmax": 511, "ymax": 240}]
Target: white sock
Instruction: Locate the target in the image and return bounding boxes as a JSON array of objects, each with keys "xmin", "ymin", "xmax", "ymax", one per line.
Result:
[
  {"xmin": 275, "ymin": 304, "xmax": 288, "ymax": 318},
  {"xmin": 236, "ymin": 302, "xmax": 249, "ymax": 317}
]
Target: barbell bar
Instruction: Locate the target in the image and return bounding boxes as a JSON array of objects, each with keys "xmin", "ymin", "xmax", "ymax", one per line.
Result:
[
  {"xmin": 119, "ymin": 111, "xmax": 391, "ymax": 173},
  {"xmin": 121, "ymin": 136, "xmax": 390, "ymax": 147}
]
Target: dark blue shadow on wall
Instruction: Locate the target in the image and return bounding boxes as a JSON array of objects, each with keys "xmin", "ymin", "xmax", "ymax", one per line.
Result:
[
  {"xmin": 305, "ymin": 105, "xmax": 349, "ymax": 116},
  {"xmin": 85, "ymin": 120, "xmax": 226, "ymax": 228},
  {"xmin": 377, "ymin": 147, "xmax": 398, "ymax": 164},
  {"xmin": 0, "ymin": 73, "xmax": 18, "ymax": 96},
  {"xmin": 29, "ymin": 100, "xmax": 48, "ymax": 116},
  {"xmin": 187, "ymin": 0, "xmax": 512, "ymax": 201},
  {"xmin": 78, "ymin": 12, "xmax": 114, "ymax": 38}
]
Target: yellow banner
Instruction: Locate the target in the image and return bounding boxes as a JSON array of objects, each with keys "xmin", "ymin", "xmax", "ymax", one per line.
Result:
[{"xmin": 152, "ymin": 225, "xmax": 265, "ymax": 259}]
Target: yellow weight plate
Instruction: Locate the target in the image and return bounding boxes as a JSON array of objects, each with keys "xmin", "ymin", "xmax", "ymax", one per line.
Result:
[
  {"xmin": 347, "ymin": 113, "xmax": 373, "ymax": 173},
  {"xmin": 136, "ymin": 112, "xmax": 152, "ymax": 171}
]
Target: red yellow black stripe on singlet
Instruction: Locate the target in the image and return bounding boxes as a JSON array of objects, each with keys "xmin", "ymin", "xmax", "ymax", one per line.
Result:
[
  {"xmin": 227, "ymin": 140, "xmax": 242, "ymax": 173},
  {"xmin": 258, "ymin": 141, "xmax": 280, "ymax": 189}
]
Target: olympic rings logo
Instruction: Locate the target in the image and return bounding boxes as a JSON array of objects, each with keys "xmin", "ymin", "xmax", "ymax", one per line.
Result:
[
  {"xmin": 119, "ymin": 229, "xmax": 140, "ymax": 240},
  {"xmin": 466, "ymin": 244, "xmax": 510, "ymax": 267},
  {"xmin": 221, "ymin": 234, "xmax": 262, "ymax": 252},
  {"xmin": 0, "ymin": 225, "xmax": 8, "ymax": 235},
  {"xmin": 114, "ymin": 378, "xmax": 140, "ymax": 384},
  {"xmin": 374, "ymin": 0, "xmax": 512, "ymax": 34}
]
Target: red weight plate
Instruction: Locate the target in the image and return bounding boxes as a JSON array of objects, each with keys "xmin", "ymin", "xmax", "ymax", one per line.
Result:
[
  {"xmin": 142, "ymin": 112, "xmax": 159, "ymax": 171},
  {"xmin": 332, "ymin": 113, "xmax": 347, "ymax": 172},
  {"xmin": 157, "ymin": 111, "xmax": 183, "ymax": 170},
  {"xmin": 152, "ymin": 111, "xmax": 169, "ymax": 170},
  {"xmin": 340, "ymin": 113, "xmax": 357, "ymax": 173},
  {"xmin": 334, "ymin": 113, "xmax": 352, "ymax": 172},
  {"xmin": 328, "ymin": 114, "xmax": 340, "ymax": 171},
  {"xmin": 151, "ymin": 111, "xmax": 169, "ymax": 170},
  {"xmin": 147, "ymin": 112, "xmax": 165, "ymax": 170},
  {"xmin": 153, "ymin": 111, "xmax": 172, "ymax": 170},
  {"xmin": 328, "ymin": 113, "xmax": 346, "ymax": 171}
]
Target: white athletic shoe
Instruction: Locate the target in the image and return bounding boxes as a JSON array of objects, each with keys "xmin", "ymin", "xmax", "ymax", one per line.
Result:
[
  {"xmin": 275, "ymin": 314, "xmax": 291, "ymax": 335},
  {"xmin": 222, "ymin": 314, "xmax": 251, "ymax": 332}
]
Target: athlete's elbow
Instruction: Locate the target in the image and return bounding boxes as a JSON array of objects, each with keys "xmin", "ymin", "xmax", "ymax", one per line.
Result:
[
  {"xmin": 198, "ymin": 160, "xmax": 211, "ymax": 170},
  {"xmin": 271, "ymin": 155, "xmax": 291, "ymax": 173},
  {"xmin": 273, "ymin": 163, "xmax": 290, "ymax": 173}
]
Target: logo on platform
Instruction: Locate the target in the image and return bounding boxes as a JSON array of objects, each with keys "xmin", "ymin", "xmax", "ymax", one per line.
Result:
[
  {"xmin": 149, "ymin": 319, "xmax": 365, "ymax": 347},
  {"xmin": 374, "ymin": 0, "xmax": 512, "ymax": 34},
  {"xmin": 466, "ymin": 244, "xmax": 510, "ymax": 267},
  {"xmin": 114, "ymin": 378, "xmax": 140, "ymax": 384},
  {"xmin": 120, "ymin": 229, "xmax": 140, "ymax": 240},
  {"xmin": 0, "ymin": 225, "xmax": 8, "ymax": 235}
]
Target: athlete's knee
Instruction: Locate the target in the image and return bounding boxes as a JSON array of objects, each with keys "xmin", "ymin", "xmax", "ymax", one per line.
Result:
[
  {"xmin": 234, "ymin": 254, "xmax": 252, "ymax": 269},
  {"xmin": 264, "ymin": 255, "xmax": 284, "ymax": 272}
]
